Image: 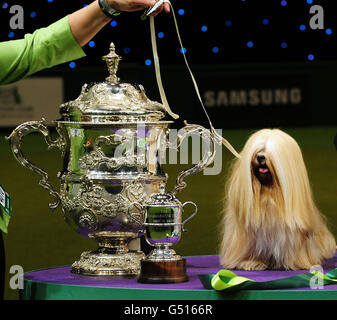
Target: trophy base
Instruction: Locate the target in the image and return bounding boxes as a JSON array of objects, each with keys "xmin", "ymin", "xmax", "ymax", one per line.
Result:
[
  {"xmin": 138, "ymin": 258, "xmax": 188, "ymax": 283},
  {"xmin": 71, "ymin": 231, "xmax": 145, "ymax": 276},
  {"xmin": 71, "ymin": 250, "xmax": 145, "ymax": 276}
]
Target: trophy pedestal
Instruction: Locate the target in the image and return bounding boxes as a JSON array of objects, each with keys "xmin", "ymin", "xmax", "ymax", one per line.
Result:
[
  {"xmin": 138, "ymin": 259, "xmax": 188, "ymax": 283},
  {"xmin": 71, "ymin": 232, "xmax": 145, "ymax": 276}
]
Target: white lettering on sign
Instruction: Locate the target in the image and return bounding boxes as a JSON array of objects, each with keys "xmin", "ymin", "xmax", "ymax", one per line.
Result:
[
  {"xmin": 204, "ymin": 88, "xmax": 302, "ymax": 107},
  {"xmin": 0, "ymin": 186, "xmax": 5, "ymax": 208}
]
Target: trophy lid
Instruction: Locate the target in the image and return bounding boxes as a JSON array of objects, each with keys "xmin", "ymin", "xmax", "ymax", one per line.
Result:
[
  {"xmin": 58, "ymin": 43, "xmax": 166, "ymax": 123},
  {"xmin": 146, "ymin": 185, "xmax": 181, "ymax": 207}
]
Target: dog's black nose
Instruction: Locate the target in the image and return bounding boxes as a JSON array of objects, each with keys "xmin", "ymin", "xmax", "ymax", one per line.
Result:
[{"xmin": 257, "ymin": 155, "xmax": 265, "ymax": 163}]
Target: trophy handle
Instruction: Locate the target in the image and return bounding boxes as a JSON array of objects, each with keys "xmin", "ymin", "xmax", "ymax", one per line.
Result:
[
  {"xmin": 127, "ymin": 202, "xmax": 145, "ymax": 227},
  {"xmin": 181, "ymin": 201, "xmax": 197, "ymax": 232},
  {"xmin": 171, "ymin": 123, "xmax": 216, "ymax": 195},
  {"xmin": 6, "ymin": 119, "xmax": 62, "ymax": 209}
]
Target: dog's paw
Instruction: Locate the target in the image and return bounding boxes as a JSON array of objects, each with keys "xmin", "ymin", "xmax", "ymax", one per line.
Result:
[{"xmin": 237, "ymin": 260, "xmax": 268, "ymax": 271}]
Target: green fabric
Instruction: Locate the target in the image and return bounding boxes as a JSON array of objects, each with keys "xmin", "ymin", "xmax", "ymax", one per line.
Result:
[
  {"xmin": 0, "ymin": 207, "xmax": 10, "ymax": 234},
  {"xmin": 198, "ymin": 267, "xmax": 337, "ymax": 292},
  {"xmin": 21, "ymin": 277, "xmax": 337, "ymax": 300},
  {"xmin": 0, "ymin": 15, "xmax": 86, "ymax": 85}
]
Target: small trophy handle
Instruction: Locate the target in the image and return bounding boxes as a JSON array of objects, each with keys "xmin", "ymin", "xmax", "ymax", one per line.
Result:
[
  {"xmin": 127, "ymin": 202, "xmax": 145, "ymax": 227},
  {"xmin": 181, "ymin": 201, "xmax": 197, "ymax": 232},
  {"xmin": 171, "ymin": 123, "xmax": 216, "ymax": 195},
  {"xmin": 6, "ymin": 119, "xmax": 62, "ymax": 209}
]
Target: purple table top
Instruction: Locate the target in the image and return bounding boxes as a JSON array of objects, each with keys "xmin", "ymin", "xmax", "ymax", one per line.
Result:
[{"xmin": 24, "ymin": 254, "xmax": 337, "ymax": 291}]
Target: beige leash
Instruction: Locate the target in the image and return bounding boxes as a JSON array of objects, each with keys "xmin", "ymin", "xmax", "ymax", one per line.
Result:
[{"xmin": 149, "ymin": 2, "xmax": 241, "ymax": 158}]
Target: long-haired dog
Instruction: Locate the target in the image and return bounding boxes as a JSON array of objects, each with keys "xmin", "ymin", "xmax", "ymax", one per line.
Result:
[{"xmin": 220, "ymin": 129, "xmax": 336, "ymax": 270}]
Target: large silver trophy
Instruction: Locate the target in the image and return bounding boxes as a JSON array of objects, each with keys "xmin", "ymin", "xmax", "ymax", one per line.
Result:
[{"xmin": 8, "ymin": 43, "xmax": 216, "ymax": 276}]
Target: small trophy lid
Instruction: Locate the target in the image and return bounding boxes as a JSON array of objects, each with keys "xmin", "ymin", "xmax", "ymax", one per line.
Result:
[
  {"xmin": 58, "ymin": 43, "xmax": 166, "ymax": 123},
  {"xmin": 146, "ymin": 184, "xmax": 181, "ymax": 207}
]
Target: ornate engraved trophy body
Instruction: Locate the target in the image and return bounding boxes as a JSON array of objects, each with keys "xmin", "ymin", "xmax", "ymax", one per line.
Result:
[{"xmin": 8, "ymin": 43, "xmax": 216, "ymax": 276}]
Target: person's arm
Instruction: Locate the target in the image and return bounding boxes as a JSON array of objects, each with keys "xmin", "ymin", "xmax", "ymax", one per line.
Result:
[
  {"xmin": 69, "ymin": 0, "xmax": 164, "ymax": 47},
  {"xmin": 0, "ymin": 15, "xmax": 85, "ymax": 85},
  {"xmin": 0, "ymin": 0, "xmax": 169, "ymax": 85}
]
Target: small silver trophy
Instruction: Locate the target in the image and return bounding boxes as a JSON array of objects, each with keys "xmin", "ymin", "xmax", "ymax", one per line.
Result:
[{"xmin": 128, "ymin": 185, "xmax": 197, "ymax": 283}]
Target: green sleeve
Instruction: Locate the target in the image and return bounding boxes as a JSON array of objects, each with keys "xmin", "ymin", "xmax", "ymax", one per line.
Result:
[{"xmin": 0, "ymin": 15, "xmax": 86, "ymax": 85}]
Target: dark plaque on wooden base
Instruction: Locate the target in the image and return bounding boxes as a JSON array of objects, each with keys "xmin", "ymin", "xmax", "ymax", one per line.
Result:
[{"xmin": 138, "ymin": 258, "xmax": 188, "ymax": 284}]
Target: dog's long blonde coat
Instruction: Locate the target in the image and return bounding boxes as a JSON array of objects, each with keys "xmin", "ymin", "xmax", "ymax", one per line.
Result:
[{"xmin": 220, "ymin": 129, "xmax": 336, "ymax": 270}]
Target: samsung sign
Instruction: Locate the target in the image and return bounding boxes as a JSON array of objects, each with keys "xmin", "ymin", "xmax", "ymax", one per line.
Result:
[
  {"xmin": 203, "ymin": 88, "xmax": 302, "ymax": 108},
  {"xmin": 191, "ymin": 70, "xmax": 310, "ymax": 127}
]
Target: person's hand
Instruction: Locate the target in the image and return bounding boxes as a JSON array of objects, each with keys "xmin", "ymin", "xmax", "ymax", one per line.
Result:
[
  {"xmin": 107, "ymin": 0, "xmax": 170, "ymax": 15},
  {"xmin": 148, "ymin": 1, "xmax": 170, "ymax": 16}
]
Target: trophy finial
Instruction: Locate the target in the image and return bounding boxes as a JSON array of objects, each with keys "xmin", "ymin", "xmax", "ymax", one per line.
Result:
[
  {"xmin": 159, "ymin": 184, "xmax": 165, "ymax": 195},
  {"xmin": 102, "ymin": 42, "xmax": 121, "ymax": 84}
]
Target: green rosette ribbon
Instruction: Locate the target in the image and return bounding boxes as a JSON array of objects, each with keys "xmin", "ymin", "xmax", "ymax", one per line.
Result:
[{"xmin": 198, "ymin": 268, "xmax": 337, "ymax": 291}]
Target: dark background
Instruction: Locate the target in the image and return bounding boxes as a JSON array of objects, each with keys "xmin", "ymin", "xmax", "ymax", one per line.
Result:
[
  {"xmin": 1, "ymin": 0, "xmax": 337, "ymax": 128},
  {"xmin": 1, "ymin": 0, "xmax": 336, "ymax": 64}
]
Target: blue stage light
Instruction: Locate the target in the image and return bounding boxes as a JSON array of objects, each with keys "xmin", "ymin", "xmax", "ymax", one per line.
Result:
[
  {"xmin": 281, "ymin": 0, "xmax": 287, "ymax": 6},
  {"xmin": 281, "ymin": 42, "xmax": 287, "ymax": 48},
  {"xmin": 225, "ymin": 20, "xmax": 232, "ymax": 27},
  {"xmin": 307, "ymin": 0, "xmax": 313, "ymax": 4},
  {"xmin": 89, "ymin": 41, "xmax": 95, "ymax": 48},
  {"xmin": 201, "ymin": 25, "xmax": 208, "ymax": 32},
  {"xmin": 30, "ymin": 12, "xmax": 37, "ymax": 18},
  {"xmin": 83, "ymin": 4, "xmax": 88, "ymax": 7},
  {"xmin": 8, "ymin": 32, "xmax": 14, "ymax": 39},
  {"xmin": 299, "ymin": 24, "xmax": 306, "ymax": 31},
  {"xmin": 2, "ymin": 3, "xmax": 8, "ymax": 9},
  {"xmin": 123, "ymin": 48, "xmax": 130, "ymax": 54},
  {"xmin": 308, "ymin": 54, "xmax": 315, "ymax": 61},
  {"xmin": 180, "ymin": 48, "xmax": 187, "ymax": 54},
  {"xmin": 145, "ymin": 59, "xmax": 152, "ymax": 66},
  {"xmin": 157, "ymin": 32, "xmax": 164, "ymax": 38},
  {"xmin": 178, "ymin": 9, "xmax": 184, "ymax": 15},
  {"xmin": 69, "ymin": 62, "xmax": 76, "ymax": 69},
  {"xmin": 262, "ymin": 19, "xmax": 269, "ymax": 25},
  {"xmin": 110, "ymin": 20, "xmax": 117, "ymax": 27},
  {"xmin": 212, "ymin": 46, "xmax": 219, "ymax": 53},
  {"xmin": 48, "ymin": 0, "xmax": 53, "ymax": 2},
  {"xmin": 326, "ymin": 28, "xmax": 332, "ymax": 35},
  {"xmin": 247, "ymin": 41, "xmax": 254, "ymax": 48}
]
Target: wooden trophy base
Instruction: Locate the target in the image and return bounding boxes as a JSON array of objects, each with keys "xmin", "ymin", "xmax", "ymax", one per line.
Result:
[{"xmin": 138, "ymin": 258, "xmax": 188, "ymax": 284}]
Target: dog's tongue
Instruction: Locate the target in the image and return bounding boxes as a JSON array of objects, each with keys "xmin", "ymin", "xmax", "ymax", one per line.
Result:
[{"xmin": 259, "ymin": 167, "xmax": 269, "ymax": 174}]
